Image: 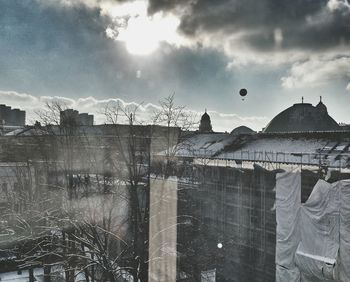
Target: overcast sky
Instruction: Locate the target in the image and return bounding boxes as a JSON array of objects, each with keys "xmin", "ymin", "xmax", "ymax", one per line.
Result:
[{"xmin": 0, "ymin": 0, "xmax": 349, "ymax": 131}]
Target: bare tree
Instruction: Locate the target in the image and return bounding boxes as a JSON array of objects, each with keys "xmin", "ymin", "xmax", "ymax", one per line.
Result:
[
  {"xmin": 0, "ymin": 95, "xmax": 196, "ymax": 281},
  {"xmin": 104, "ymin": 101, "xmax": 151, "ymax": 281},
  {"xmin": 0, "ymin": 101, "xmax": 133, "ymax": 281},
  {"xmin": 152, "ymin": 94, "xmax": 197, "ymax": 177},
  {"xmin": 103, "ymin": 95, "xmax": 196, "ymax": 280}
]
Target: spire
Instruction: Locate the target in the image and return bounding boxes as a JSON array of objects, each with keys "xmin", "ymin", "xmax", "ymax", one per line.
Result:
[{"xmin": 316, "ymin": 96, "xmax": 327, "ymax": 114}]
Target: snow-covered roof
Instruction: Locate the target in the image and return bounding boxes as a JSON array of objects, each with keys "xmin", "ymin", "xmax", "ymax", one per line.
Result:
[
  {"xmin": 4, "ymin": 125, "xmax": 104, "ymax": 136},
  {"xmin": 173, "ymin": 131, "xmax": 350, "ymax": 168},
  {"xmin": 216, "ymin": 136, "xmax": 350, "ymax": 168},
  {"xmin": 171, "ymin": 132, "xmax": 231, "ymax": 158}
]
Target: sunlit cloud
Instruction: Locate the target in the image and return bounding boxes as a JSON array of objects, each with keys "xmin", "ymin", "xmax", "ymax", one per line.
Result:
[
  {"xmin": 327, "ymin": 0, "xmax": 350, "ymax": 11},
  {"xmin": 281, "ymin": 56, "xmax": 350, "ymax": 90},
  {"xmin": 104, "ymin": 0, "xmax": 185, "ymax": 55},
  {"xmin": 38, "ymin": 0, "xmax": 350, "ymax": 65}
]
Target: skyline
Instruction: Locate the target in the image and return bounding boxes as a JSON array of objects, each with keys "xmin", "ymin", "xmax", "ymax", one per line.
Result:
[
  {"xmin": 0, "ymin": 91, "xmax": 344, "ymax": 133},
  {"xmin": 0, "ymin": 0, "xmax": 349, "ymax": 131}
]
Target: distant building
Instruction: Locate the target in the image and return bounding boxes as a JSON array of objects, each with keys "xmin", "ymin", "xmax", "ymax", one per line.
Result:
[
  {"xmin": 0, "ymin": 104, "xmax": 25, "ymax": 126},
  {"xmin": 230, "ymin": 125, "xmax": 254, "ymax": 135},
  {"xmin": 60, "ymin": 109, "xmax": 79, "ymax": 126},
  {"xmin": 263, "ymin": 97, "xmax": 340, "ymax": 133},
  {"xmin": 60, "ymin": 109, "xmax": 94, "ymax": 126},
  {"xmin": 78, "ymin": 113, "xmax": 94, "ymax": 126},
  {"xmin": 199, "ymin": 110, "xmax": 213, "ymax": 133},
  {"xmin": 339, "ymin": 123, "xmax": 350, "ymax": 131}
]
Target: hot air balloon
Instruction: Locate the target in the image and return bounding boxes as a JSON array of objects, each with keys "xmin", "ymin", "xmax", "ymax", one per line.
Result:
[{"xmin": 239, "ymin": 88, "xmax": 247, "ymax": 100}]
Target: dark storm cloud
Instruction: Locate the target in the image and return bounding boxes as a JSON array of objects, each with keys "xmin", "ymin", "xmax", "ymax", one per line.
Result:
[
  {"xmin": 0, "ymin": 0, "xmax": 117, "ymax": 96},
  {"xmin": 148, "ymin": 0, "xmax": 350, "ymax": 51},
  {"xmin": 0, "ymin": 0, "xmax": 110, "ymax": 52},
  {"xmin": 150, "ymin": 44, "xmax": 237, "ymax": 105}
]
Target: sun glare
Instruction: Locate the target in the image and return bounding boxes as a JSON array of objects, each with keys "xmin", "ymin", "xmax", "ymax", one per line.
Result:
[{"xmin": 104, "ymin": 1, "xmax": 183, "ymax": 56}]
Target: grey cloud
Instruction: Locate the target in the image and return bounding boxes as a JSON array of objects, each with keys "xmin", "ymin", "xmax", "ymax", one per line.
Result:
[
  {"xmin": 0, "ymin": 0, "xmax": 165, "ymax": 102},
  {"xmin": 0, "ymin": 0, "xmax": 239, "ymax": 107},
  {"xmin": 281, "ymin": 56, "xmax": 350, "ymax": 90},
  {"xmin": 2, "ymin": 0, "xmax": 349, "ymax": 123},
  {"xmin": 148, "ymin": 0, "xmax": 350, "ymax": 52},
  {"xmin": 147, "ymin": 0, "xmax": 191, "ymax": 14}
]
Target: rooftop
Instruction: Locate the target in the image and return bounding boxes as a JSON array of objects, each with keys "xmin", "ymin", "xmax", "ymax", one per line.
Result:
[{"xmin": 263, "ymin": 101, "xmax": 340, "ymax": 133}]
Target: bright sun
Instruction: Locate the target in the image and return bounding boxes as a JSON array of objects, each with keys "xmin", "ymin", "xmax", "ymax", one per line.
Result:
[{"xmin": 104, "ymin": 1, "xmax": 183, "ymax": 56}]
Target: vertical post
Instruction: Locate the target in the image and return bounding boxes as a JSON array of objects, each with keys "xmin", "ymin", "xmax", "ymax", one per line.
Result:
[
  {"xmin": 44, "ymin": 265, "xmax": 51, "ymax": 282},
  {"xmin": 149, "ymin": 178, "xmax": 178, "ymax": 282},
  {"xmin": 29, "ymin": 268, "xmax": 35, "ymax": 282}
]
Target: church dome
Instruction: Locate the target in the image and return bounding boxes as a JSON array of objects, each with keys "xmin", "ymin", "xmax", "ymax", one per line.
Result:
[
  {"xmin": 316, "ymin": 100, "xmax": 327, "ymax": 115},
  {"xmin": 264, "ymin": 101, "xmax": 340, "ymax": 133},
  {"xmin": 230, "ymin": 126, "xmax": 254, "ymax": 135},
  {"xmin": 200, "ymin": 112, "xmax": 210, "ymax": 122},
  {"xmin": 199, "ymin": 110, "xmax": 213, "ymax": 133}
]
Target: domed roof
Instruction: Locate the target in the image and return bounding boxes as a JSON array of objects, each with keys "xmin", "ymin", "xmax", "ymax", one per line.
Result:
[
  {"xmin": 230, "ymin": 126, "xmax": 255, "ymax": 135},
  {"xmin": 199, "ymin": 110, "xmax": 213, "ymax": 133},
  {"xmin": 264, "ymin": 102, "xmax": 340, "ymax": 133},
  {"xmin": 200, "ymin": 111, "xmax": 210, "ymax": 122},
  {"xmin": 316, "ymin": 101, "xmax": 327, "ymax": 114}
]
